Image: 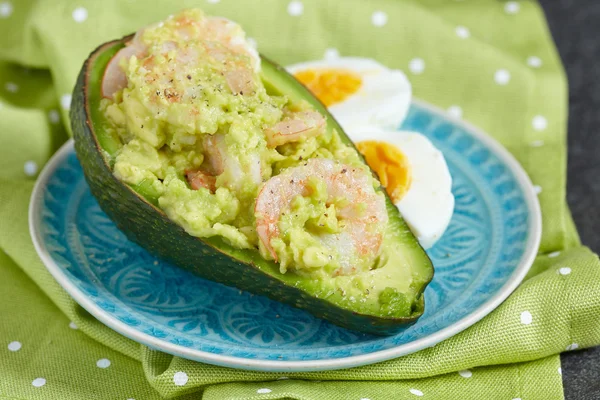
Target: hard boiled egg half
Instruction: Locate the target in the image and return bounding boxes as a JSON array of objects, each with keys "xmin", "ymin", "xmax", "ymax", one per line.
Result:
[
  {"xmin": 287, "ymin": 57, "xmax": 411, "ymax": 131},
  {"xmin": 347, "ymin": 127, "xmax": 454, "ymax": 249},
  {"xmin": 288, "ymin": 56, "xmax": 454, "ymax": 248},
  {"xmin": 287, "ymin": 57, "xmax": 454, "ymax": 249}
]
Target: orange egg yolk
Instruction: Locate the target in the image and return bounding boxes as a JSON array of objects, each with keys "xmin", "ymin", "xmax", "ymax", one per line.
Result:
[
  {"xmin": 356, "ymin": 141, "xmax": 412, "ymax": 203},
  {"xmin": 294, "ymin": 68, "xmax": 362, "ymax": 107}
]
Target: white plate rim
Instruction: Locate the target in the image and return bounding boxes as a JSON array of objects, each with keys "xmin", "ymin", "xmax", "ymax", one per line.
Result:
[{"xmin": 29, "ymin": 98, "xmax": 542, "ymax": 372}]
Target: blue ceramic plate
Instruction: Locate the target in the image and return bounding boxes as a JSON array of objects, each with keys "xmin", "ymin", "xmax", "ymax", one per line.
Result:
[{"xmin": 30, "ymin": 100, "xmax": 541, "ymax": 372}]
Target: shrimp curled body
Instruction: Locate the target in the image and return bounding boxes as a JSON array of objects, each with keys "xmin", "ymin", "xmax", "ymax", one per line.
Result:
[
  {"xmin": 101, "ymin": 14, "xmax": 259, "ymax": 99},
  {"xmin": 255, "ymin": 158, "xmax": 388, "ymax": 276}
]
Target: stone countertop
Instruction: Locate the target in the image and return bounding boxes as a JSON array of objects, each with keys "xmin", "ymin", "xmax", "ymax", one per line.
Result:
[{"xmin": 538, "ymin": 0, "xmax": 600, "ymax": 399}]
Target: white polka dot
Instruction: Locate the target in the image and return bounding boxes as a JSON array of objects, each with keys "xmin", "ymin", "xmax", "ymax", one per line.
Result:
[
  {"xmin": 24, "ymin": 161, "xmax": 38, "ymax": 177},
  {"xmin": 533, "ymin": 185, "xmax": 542, "ymax": 195},
  {"xmin": 8, "ymin": 341, "xmax": 21, "ymax": 351},
  {"xmin": 360, "ymin": 398, "xmax": 371, "ymax": 400},
  {"xmin": 505, "ymin": 2, "xmax": 520, "ymax": 14},
  {"xmin": 324, "ymin": 48, "xmax": 340, "ymax": 60},
  {"xmin": 61, "ymin": 94, "xmax": 72, "ymax": 110},
  {"xmin": 520, "ymin": 311, "xmax": 533, "ymax": 325},
  {"xmin": 447, "ymin": 105, "xmax": 463, "ymax": 119},
  {"xmin": 277, "ymin": 376, "xmax": 289, "ymax": 380},
  {"xmin": 0, "ymin": 2, "xmax": 13, "ymax": 18},
  {"xmin": 5, "ymin": 82, "xmax": 18, "ymax": 93},
  {"xmin": 173, "ymin": 371, "xmax": 188, "ymax": 386},
  {"xmin": 206, "ymin": 0, "xmax": 220, "ymax": 3},
  {"xmin": 566, "ymin": 343, "xmax": 579, "ymax": 351},
  {"xmin": 494, "ymin": 69, "xmax": 511, "ymax": 85},
  {"xmin": 287, "ymin": 1, "xmax": 303, "ymax": 16},
  {"xmin": 96, "ymin": 358, "xmax": 111, "ymax": 368},
  {"xmin": 247, "ymin": 37, "xmax": 257, "ymax": 49},
  {"xmin": 409, "ymin": 388, "xmax": 424, "ymax": 397},
  {"xmin": 459, "ymin": 369, "xmax": 472, "ymax": 378},
  {"xmin": 72, "ymin": 7, "xmax": 88, "ymax": 23},
  {"xmin": 257, "ymin": 388, "xmax": 272, "ymax": 394},
  {"xmin": 559, "ymin": 267, "xmax": 572, "ymax": 276},
  {"xmin": 530, "ymin": 140, "xmax": 544, "ymax": 147},
  {"xmin": 548, "ymin": 251, "xmax": 561, "ymax": 258},
  {"xmin": 48, "ymin": 109, "xmax": 60, "ymax": 124},
  {"xmin": 455, "ymin": 26, "xmax": 470, "ymax": 39},
  {"xmin": 527, "ymin": 56, "xmax": 543, "ymax": 68},
  {"xmin": 532, "ymin": 115, "xmax": 548, "ymax": 131},
  {"xmin": 371, "ymin": 11, "xmax": 388, "ymax": 27},
  {"xmin": 512, "ymin": 398, "xmax": 522, "ymax": 400},
  {"xmin": 32, "ymin": 378, "xmax": 46, "ymax": 387},
  {"xmin": 558, "ymin": 367, "xmax": 562, "ymax": 376},
  {"xmin": 69, "ymin": 321, "xmax": 78, "ymax": 329},
  {"xmin": 409, "ymin": 58, "xmax": 425, "ymax": 75}
]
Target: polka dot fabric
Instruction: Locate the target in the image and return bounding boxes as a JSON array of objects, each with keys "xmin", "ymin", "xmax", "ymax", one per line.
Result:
[
  {"xmin": 0, "ymin": 0, "xmax": 597, "ymax": 399},
  {"xmin": 0, "ymin": 2, "xmax": 13, "ymax": 18},
  {"xmin": 0, "ymin": 252, "xmax": 164, "ymax": 399},
  {"xmin": 71, "ymin": 7, "xmax": 88, "ymax": 23}
]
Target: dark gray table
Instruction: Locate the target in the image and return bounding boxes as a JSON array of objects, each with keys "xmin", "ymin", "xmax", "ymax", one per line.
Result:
[{"xmin": 538, "ymin": 1, "xmax": 600, "ymax": 398}]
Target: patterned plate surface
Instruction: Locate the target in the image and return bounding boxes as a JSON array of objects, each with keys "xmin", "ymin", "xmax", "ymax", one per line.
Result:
[{"xmin": 29, "ymin": 100, "xmax": 541, "ymax": 371}]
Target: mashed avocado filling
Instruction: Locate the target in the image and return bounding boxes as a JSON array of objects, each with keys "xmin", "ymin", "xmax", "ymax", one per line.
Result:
[
  {"xmin": 102, "ymin": 9, "xmax": 385, "ymax": 277},
  {"xmin": 268, "ymin": 176, "xmax": 342, "ymax": 274}
]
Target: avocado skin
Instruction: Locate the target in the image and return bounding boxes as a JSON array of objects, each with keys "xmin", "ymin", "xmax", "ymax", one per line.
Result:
[{"xmin": 71, "ymin": 37, "xmax": 428, "ymax": 336}]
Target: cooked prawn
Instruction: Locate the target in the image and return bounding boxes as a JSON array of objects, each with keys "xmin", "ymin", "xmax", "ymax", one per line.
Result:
[
  {"xmin": 170, "ymin": 13, "xmax": 259, "ymax": 71},
  {"xmin": 101, "ymin": 38, "xmax": 146, "ymax": 98},
  {"xmin": 186, "ymin": 135, "xmax": 261, "ymax": 193},
  {"xmin": 225, "ymin": 68, "xmax": 255, "ymax": 96},
  {"xmin": 255, "ymin": 158, "xmax": 388, "ymax": 275},
  {"xmin": 200, "ymin": 16, "xmax": 260, "ymax": 72},
  {"xmin": 185, "ymin": 169, "xmax": 216, "ymax": 192},
  {"xmin": 102, "ymin": 13, "xmax": 259, "ymax": 99},
  {"xmin": 265, "ymin": 111, "xmax": 326, "ymax": 147}
]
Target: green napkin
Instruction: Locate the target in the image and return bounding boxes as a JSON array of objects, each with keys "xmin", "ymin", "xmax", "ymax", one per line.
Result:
[{"xmin": 1, "ymin": 0, "xmax": 599, "ymax": 399}]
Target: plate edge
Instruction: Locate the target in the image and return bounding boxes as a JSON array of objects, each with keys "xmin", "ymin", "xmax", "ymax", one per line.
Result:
[{"xmin": 28, "ymin": 99, "xmax": 542, "ymax": 371}]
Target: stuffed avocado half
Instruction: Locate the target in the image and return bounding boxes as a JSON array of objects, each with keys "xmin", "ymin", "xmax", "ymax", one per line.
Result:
[{"xmin": 71, "ymin": 9, "xmax": 433, "ymax": 335}]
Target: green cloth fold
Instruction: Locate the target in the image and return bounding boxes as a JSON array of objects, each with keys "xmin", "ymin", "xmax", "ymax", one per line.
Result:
[{"xmin": 1, "ymin": 1, "xmax": 598, "ymax": 399}]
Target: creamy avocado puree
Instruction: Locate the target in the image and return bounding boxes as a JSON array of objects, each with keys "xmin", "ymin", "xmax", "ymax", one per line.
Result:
[{"xmin": 101, "ymin": 9, "xmax": 384, "ymax": 276}]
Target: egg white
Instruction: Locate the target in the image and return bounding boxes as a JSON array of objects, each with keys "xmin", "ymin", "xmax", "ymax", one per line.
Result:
[
  {"xmin": 286, "ymin": 57, "xmax": 411, "ymax": 131},
  {"xmin": 347, "ymin": 127, "xmax": 454, "ymax": 249}
]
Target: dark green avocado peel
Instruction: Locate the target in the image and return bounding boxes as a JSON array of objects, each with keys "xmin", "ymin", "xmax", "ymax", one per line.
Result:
[{"xmin": 71, "ymin": 35, "xmax": 434, "ymax": 335}]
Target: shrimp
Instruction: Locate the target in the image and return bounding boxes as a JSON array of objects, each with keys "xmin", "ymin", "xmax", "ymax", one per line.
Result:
[
  {"xmin": 185, "ymin": 169, "xmax": 216, "ymax": 192},
  {"xmin": 101, "ymin": 34, "xmax": 147, "ymax": 98},
  {"xmin": 265, "ymin": 111, "xmax": 326, "ymax": 147},
  {"xmin": 185, "ymin": 135, "xmax": 262, "ymax": 193},
  {"xmin": 225, "ymin": 68, "xmax": 255, "ymax": 96},
  {"xmin": 201, "ymin": 17, "xmax": 260, "ymax": 72},
  {"xmin": 171, "ymin": 14, "xmax": 259, "ymax": 69},
  {"xmin": 102, "ymin": 12, "xmax": 259, "ymax": 99},
  {"xmin": 205, "ymin": 135, "xmax": 262, "ymax": 188},
  {"xmin": 183, "ymin": 135, "xmax": 227, "ymax": 192},
  {"xmin": 255, "ymin": 158, "xmax": 388, "ymax": 275}
]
